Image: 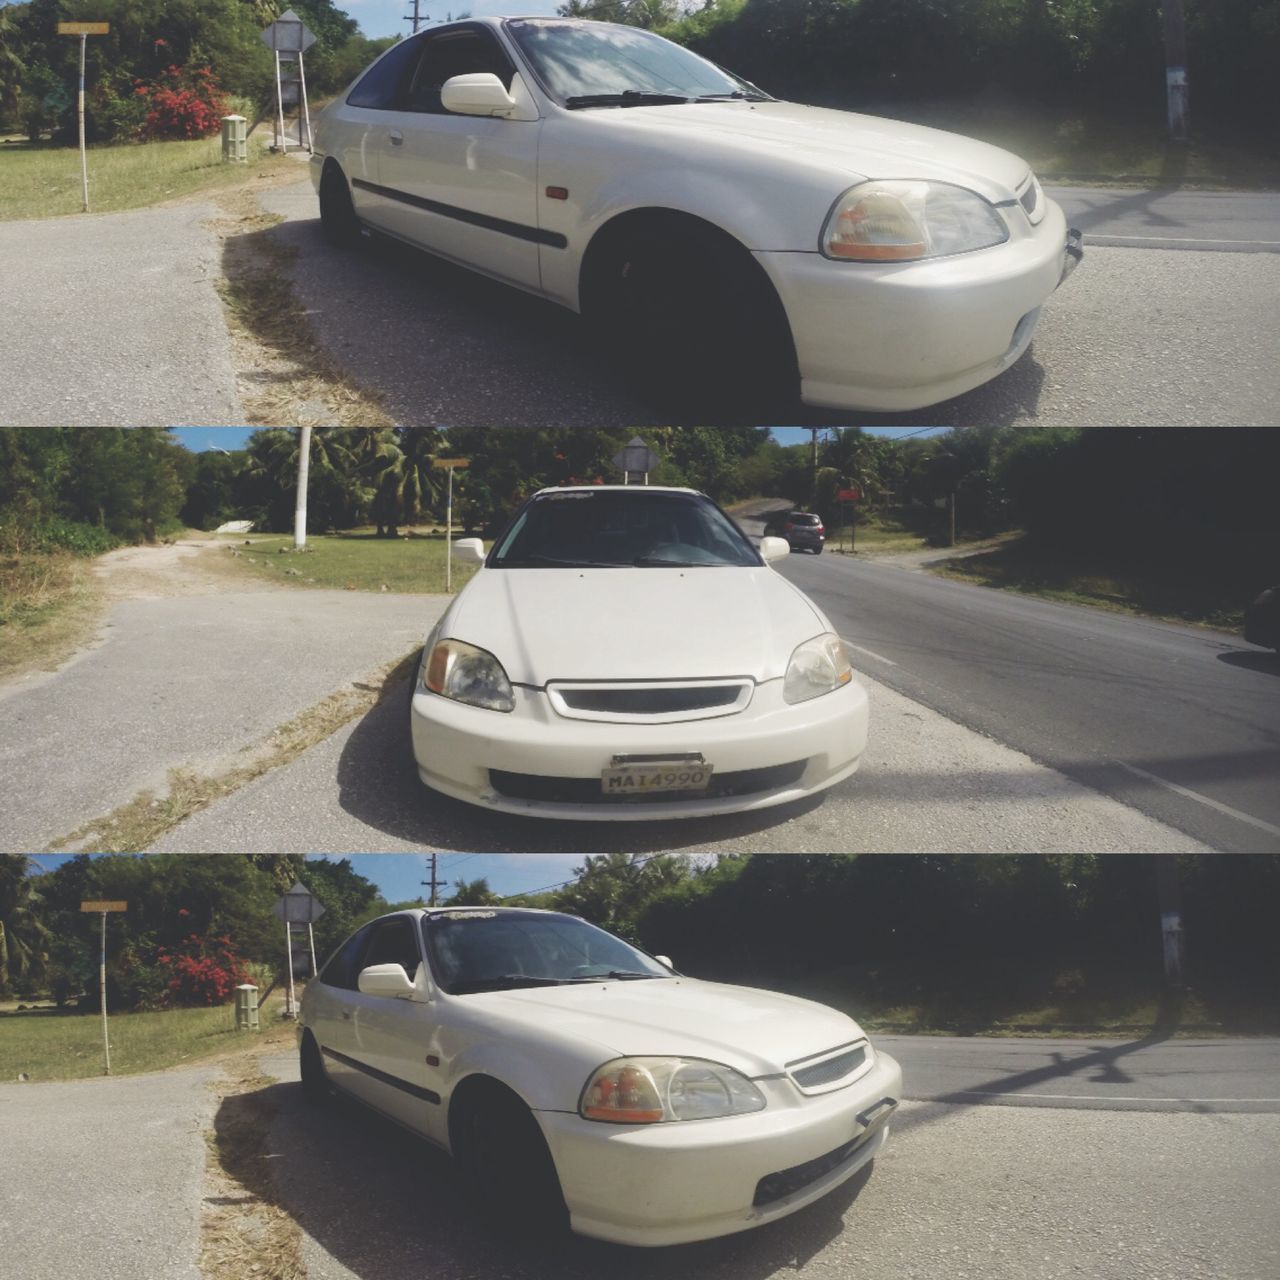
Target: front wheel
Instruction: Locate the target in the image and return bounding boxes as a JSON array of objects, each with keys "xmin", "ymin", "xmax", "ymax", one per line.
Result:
[
  {"xmin": 319, "ymin": 164, "xmax": 362, "ymax": 250},
  {"xmin": 299, "ymin": 1031, "xmax": 330, "ymax": 1106}
]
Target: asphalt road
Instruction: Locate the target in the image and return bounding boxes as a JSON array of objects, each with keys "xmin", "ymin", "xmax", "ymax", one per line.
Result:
[
  {"xmin": 0, "ymin": 1064, "xmax": 217, "ymax": 1280},
  {"xmin": 260, "ymin": 179, "xmax": 1280, "ymax": 427},
  {"xmin": 0, "ymin": 588, "xmax": 440, "ymax": 852},
  {"xmin": 766, "ymin": 543, "xmax": 1280, "ymax": 854},
  {"xmin": 252, "ymin": 1039, "xmax": 1280, "ymax": 1280},
  {"xmin": 0, "ymin": 202, "xmax": 242, "ymax": 427}
]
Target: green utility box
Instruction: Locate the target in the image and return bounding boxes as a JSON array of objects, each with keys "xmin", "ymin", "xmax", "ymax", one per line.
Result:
[
  {"xmin": 235, "ymin": 983, "xmax": 260, "ymax": 1031},
  {"xmin": 221, "ymin": 114, "xmax": 248, "ymax": 163}
]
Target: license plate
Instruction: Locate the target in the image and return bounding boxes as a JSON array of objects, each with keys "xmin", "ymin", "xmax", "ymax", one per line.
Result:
[{"xmin": 601, "ymin": 760, "xmax": 714, "ymax": 796}]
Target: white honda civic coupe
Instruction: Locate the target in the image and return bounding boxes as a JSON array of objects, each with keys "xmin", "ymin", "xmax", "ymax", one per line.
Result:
[
  {"xmin": 409, "ymin": 485, "xmax": 868, "ymax": 820},
  {"xmin": 310, "ymin": 16, "xmax": 1081, "ymax": 416},
  {"xmin": 299, "ymin": 906, "xmax": 902, "ymax": 1247}
]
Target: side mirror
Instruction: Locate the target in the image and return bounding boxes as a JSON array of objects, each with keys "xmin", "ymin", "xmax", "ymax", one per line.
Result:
[
  {"xmin": 358, "ymin": 963, "xmax": 417, "ymax": 999},
  {"xmin": 654, "ymin": 954, "xmax": 674, "ymax": 970},
  {"xmin": 759, "ymin": 536, "xmax": 790, "ymax": 563},
  {"xmin": 452, "ymin": 537, "xmax": 485, "ymax": 564},
  {"xmin": 441, "ymin": 73, "xmax": 518, "ymax": 118}
]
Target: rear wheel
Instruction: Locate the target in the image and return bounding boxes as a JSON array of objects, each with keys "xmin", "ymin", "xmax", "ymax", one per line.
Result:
[
  {"xmin": 319, "ymin": 163, "xmax": 362, "ymax": 249},
  {"xmin": 450, "ymin": 1081, "xmax": 568, "ymax": 1237},
  {"xmin": 585, "ymin": 215, "xmax": 799, "ymax": 422},
  {"xmin": 299, "ymin": 1031, "xmax": 330, "ymax": 1106}
]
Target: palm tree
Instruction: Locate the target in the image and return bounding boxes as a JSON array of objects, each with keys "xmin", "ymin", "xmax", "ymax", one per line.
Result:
[{"xmin": 0, "ymin": 856, "xmax": 51, "ymax": 995}]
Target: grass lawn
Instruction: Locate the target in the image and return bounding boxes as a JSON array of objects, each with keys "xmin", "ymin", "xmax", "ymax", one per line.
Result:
[
  {"xmin": 932, "ymin": 536, "xmax": 1259, "ymax": 632},
  {"xmin": 0, "ymin": 134, "xmax": 295, "ymax": 221},
  {"xmin": 0, "ymin": 991, "xmax": 293, "ymax": 1082},
  {"xmin": 208, "ymin": 530, "xmax": 480, "ymax": 595}
]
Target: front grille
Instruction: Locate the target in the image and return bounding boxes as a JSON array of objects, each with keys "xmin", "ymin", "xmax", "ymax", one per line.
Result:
[
  {"xmin": 489, "ymin": 759, "xmax": 807, "ymax": 805},
  {"xmin": 753, "ymin": 1130, "xmax": 875, "ymax": 1207},
  {"xmin": 558, "ymin": 685, "xmax": 743, "ymax": 715},
  {"xmin": 791, "ymin": 1045, "xmax": 867, "ymax": 1090}
]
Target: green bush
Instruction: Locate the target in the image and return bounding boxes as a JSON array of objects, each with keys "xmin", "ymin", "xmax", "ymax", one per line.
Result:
[{"xmin": 26, "ymin": 518, "xmax": 120, "ymax": 557}]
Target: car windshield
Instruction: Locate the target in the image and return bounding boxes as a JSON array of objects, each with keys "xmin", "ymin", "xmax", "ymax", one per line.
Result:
[
  {"xmin": 490, "ymin": 490, "xmax": 761, "ymax": 569},
  {"xmin": 422, "ymin": 911, "xmax": 671, "ymax": 994},
  {"xmin": 504, "ymin": 19, "xmax": 769, "ymax": 106}
]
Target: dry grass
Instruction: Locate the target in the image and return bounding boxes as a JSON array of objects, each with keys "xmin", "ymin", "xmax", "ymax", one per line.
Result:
[
  {"xmin": 45, "ymin": 647, "xmax": 421, "ymax": 853},
  {"xmin": 0, "ymin": 547, "xmax": 105, "ymax": 683},
  {"xmin": 208, "ymin": 186, "xmax": 393, "ymax": 427}
]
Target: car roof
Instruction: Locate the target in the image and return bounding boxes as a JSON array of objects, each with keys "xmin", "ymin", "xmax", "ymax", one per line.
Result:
[{"xmin": 529, "ymin": 485, "xmax": 700, "ymax": 497}]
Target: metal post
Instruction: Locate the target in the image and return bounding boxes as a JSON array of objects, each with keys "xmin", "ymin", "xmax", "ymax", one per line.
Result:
[
  {"xmin": 99, "ymin": 910, "xmax": 111, "ymax": 1075},
  {"xmin": 1162, "ymin": 0, "xmax": 1190, "ymax": 143},
  {"xmin": 445, "ymin": 464, "xmax": 453, "ymax": 594},
  {"xmin": 949, "ymin": 491, "xmax": 956, "ymax": 548},
  {"xmin": 307, "ymin": 921, "xmax": 317, "ymax": 977},
  {"xmin": 275, "ymin": 49, "xmax": 288, "ymax": 153},
  {"xmin": 294, "ymin": 426, "xmax": 311, "ymax": 549},
  {"xmin": 1156, "ymin": 855, "xmax": 1185, "ymax": 986},
  {"xmin": 78, "ymin": 34, "xmax": 89, "ymax": 213},
  {"xmin": 298, "ymin": 50, "xmax": 312, "ymax": 153},
  {"xmin": 285, "ymin": 919, "xmax": 297, "ymax": 1017}
]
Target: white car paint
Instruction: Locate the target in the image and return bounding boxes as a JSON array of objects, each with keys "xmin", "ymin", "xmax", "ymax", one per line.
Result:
[
  {"xmin": 310, "ymin": 16, "xmax": 1079, "ymax": 412},
  {"xmin": 300, "ymin": 907, "xmax": 903, "ymax": 1247},
  {"xmin": 408, "ymin": 485, "xmax": 869, "ymax": 819}
]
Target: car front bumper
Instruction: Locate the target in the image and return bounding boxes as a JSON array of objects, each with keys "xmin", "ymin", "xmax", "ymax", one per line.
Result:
[
  {"xmin": 537, "ymin": 1049, "xmax": 902, "ymax": 1247},
  {"xmin": 410, "ymin": 675, "xmax": 868, "ymax": 820},
  {"xmin": 757, "ymin": 199, "xmax": 1080, "ymax": 412}
]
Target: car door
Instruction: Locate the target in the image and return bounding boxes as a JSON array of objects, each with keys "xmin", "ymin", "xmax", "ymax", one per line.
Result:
[
  {"xmin": 365, "ymin": 24, "xmax": 544, "ymax": 292},
  {"xmin": 348, "ymin": 915, "xmax": 447, "ymax": 1142},
  {"xmin": 306, "ymin": 922, "xmax": 374, "ymax": 1096}
]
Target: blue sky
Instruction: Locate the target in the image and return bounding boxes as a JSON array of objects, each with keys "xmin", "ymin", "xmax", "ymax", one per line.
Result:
[
  {"xmin": 171, "ymin": 427, "xmax": 942, "ymax": 453},
  {"xmin": 28, "ymin": 853, "xmax": 592, "ymax": 901},
  {"xmin": 344, "ymin": 1, "xmax": 561, "ymax": 40}
]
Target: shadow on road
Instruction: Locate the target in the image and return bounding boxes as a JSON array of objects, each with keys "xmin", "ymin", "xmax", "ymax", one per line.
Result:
[
  {"xmin": 334, "ymin": 675, "xmax": 826, "ymax": 853},
  {"xmin": 244, "ymin": 1077, "xmax": 872, "ymax": 1280},
  {"xmin": 1217, "ymin": 649, "xmax": 1280, "ymax": 676}
]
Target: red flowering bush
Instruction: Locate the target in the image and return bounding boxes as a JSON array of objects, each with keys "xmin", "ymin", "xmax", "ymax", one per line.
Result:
[
  {"xmin": 135, "ymin": 65, "xmax": 228, "ymax": 141},
  {"xmin": 157, "ymin": 929, "xmax": 250, "ymax": 1006}
]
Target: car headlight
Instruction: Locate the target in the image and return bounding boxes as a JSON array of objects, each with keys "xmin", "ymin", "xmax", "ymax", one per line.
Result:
[
  {"xmin": 821, "ymin": 180, "xmax": 1009, "ymax": 262},
  {"xmin": 784, "ymin": 633, "xmax": 853, "ymax": 704},
  {"xmin": 421, "ymin": 639, "xmax": 515, "ymax": 712},
  {"xmin": 580, "ymin": 1057, "xmax": 766, "ymax": 1123}
]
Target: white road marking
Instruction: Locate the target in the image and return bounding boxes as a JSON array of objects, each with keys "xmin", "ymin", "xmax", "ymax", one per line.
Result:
[
  {"xmin": 1113, "ymin": 759, "xmax": 1280, "ymax": 839},
  {"xmin": 845, "ymin": 642, "xmax": 897, "ymax": 667},
  {"xmin": 941, "ymin": 1090, "xmax": 1280, "ymax": 1104},
  {"xmin": 1087, "ymin": 234, "xmax": 1280, "ymax": 251}
]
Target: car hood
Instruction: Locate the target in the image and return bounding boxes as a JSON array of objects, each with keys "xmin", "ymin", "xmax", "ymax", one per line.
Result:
[
  {"xmin": 600, "ymin": 100, "xmax": 1030, "ymax": 203},
  {"xmin": 446, "ymin": 565, "xmax": 826, "ymax": 684},
  {"xmin": 475, "ymin": 977, "xmax": 866, "ymax": 1077}
]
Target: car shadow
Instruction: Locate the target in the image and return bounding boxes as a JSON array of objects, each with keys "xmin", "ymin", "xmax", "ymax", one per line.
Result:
[
  {"xmin": 1217, "ymin": 649, "xmax": 1280, "ymax": 676},
  {"xmin": 227, "ymin": 203, "xmax": 1048, "ymax": 429},
  {"xmin": 253, "ymin": 1077, "xmax": 874, "ymax": 1280},
  {"xmin": 333, "ymin": 673, "xmax": 828, "ymax": 853}
]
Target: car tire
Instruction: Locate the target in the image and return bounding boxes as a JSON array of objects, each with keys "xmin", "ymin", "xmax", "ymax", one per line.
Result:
[
  {"xmin": 299, "ymin": 1030, "xmax": 330, "ymax": 1106},
  {"xmin": 814, "ymin": 546, "xmax": 823, "ymax": 555},
  {"xmin": 450, "ymin": 1081, "xmax": 568, "ymax": 1237},
  {"xmin": 586, "ymin": 215, "xmax": 799, "ymax": 421},
  {"xmin": 319, "ymin": 163, "xmax": 362, "ymax": 250}
]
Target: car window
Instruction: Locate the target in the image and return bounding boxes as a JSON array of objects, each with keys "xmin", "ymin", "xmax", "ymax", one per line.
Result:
[
  {"xmin": 346, "ymin": 34, "xmax": 424, "ymax": 110},
  {"xmin": 422, "ymin": 911, "xmax": 669, "ymax": 994},
  {"xmin": 401, "ymin": 28, "xmax": 516, "ymax": 114},
  {"xmin": 362, "ymin": 916, "xmax": 422, "ymax": 977},
  {"xmin": 319, "ymin": 923, "xmax": 373, "ymax": 991},
  {"xmin": 505, "ymin": 19, "xmax": 763, "ymax": 105},
  {"xmin": 491, "ymin": 491, "xmax": 761, "ymax": 568}
]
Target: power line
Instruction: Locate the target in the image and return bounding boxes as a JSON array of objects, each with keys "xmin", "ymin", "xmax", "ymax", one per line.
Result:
[{"xmin": 497, "ymin": 853, "xmax": 670, "ymax": 903}]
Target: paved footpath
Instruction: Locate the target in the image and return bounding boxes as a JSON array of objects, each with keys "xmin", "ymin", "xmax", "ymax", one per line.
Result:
[{"xmin": 0, "ymin": 202, "xmax": 241, "ymax": 426}]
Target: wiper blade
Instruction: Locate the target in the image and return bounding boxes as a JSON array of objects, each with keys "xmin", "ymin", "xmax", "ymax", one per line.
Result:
[
  {"xmin": 633, "ymin": 555, "xmax": 711, "ymax": 567},
  {"xmin": 565, "ymin": 90, "xmax": 692, "ymax": 109},
  {"xmin": 694, "ymin": 91, "xmax": 772, "ymax": 102},
  {"xmin": 566, "ymin": 970, "xmax": 665, "ymax": 982},
  {"xmin": 497, "ymin": 554, "xmax": 620, "ymax": 568},
  {"xmin": 453, "ymin": 974, "xmax": 571, "ymax": 993}
]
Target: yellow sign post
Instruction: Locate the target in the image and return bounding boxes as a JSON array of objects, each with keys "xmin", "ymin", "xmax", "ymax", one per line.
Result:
[
  {"xmin": 57, "ymin": 22, "xmax": 109, "ymax": 213},
  {"xmin": 432, "ymin": 459, "xmax": 470, "ymax": 592},
  {"xmin": 80, "ymin": 899, "xmax": 126, "ymax": 1075}
]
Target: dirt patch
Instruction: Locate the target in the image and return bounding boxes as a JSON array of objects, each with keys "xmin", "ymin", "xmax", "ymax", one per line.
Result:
[
  {"xmin": 93, "ymin": 537, "xmax": 277, "ymax": 602},
  {"xmin": 206, "ymin": 183, "xmax": 393, "ymax": 426}
]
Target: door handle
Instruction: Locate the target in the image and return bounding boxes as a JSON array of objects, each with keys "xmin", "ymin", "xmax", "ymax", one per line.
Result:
[{"xmin": 389, "ymin": 129, "xmax": 404, "ymax": 146}]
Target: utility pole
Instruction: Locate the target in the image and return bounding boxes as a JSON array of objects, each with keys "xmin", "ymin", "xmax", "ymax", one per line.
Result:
[
  {"xmin": 809, "ymin": 428, "xmax": 820, "ymax": 507},
  {"xmin": 422, "ymin": 853, "xmax": 444, "ymax": 906},
  {"xmin": 1155, "ymin": 855, "xmax": 1185, "ymax": 986},
  {"xmin": 405, "ymin": 0, "xmax": 424, "ymax": 34},
  {"xmin": 1161, "ymin": 0, "xmax": 1189, "ymax": 142},
  {"xmin": 294, "ymin": 426, "xmax": 311, "ymax": 550}
]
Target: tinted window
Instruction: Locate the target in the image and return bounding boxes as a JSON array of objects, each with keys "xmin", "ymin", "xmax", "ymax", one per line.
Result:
[
  {"xmin": 347, "ymin": 35, "xmax": 423, "ymax": 109},
  {"xmin": 403, "ymin": 28, "xmax": 515, "ymax": 113},
  {"xmin": 319, "ymin": 923, "xmax": 373, "ymax": 991},
  {"xmin": 491, "ymin": 490, "xmax": 760, "ymax": 569},
  {"xmin": 790, "ymin": 514, "xmax": 821, "ymax": 526},
  {"xmin": 363, "ymin": 917, "xmax": 422, "ymax": 977}
]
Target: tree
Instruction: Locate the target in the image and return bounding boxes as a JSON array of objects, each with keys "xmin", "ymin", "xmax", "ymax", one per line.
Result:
[
  {"xmin": 553, "ymin": 854, "xmax": 690, "ymax": 940},
  {"xmin": 446, "ymin": 877, "xmax": 501, "ymax": 906},
  {"xmin": 0, "ymin": 856, "xmax": 51, "ymax": 995}
]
